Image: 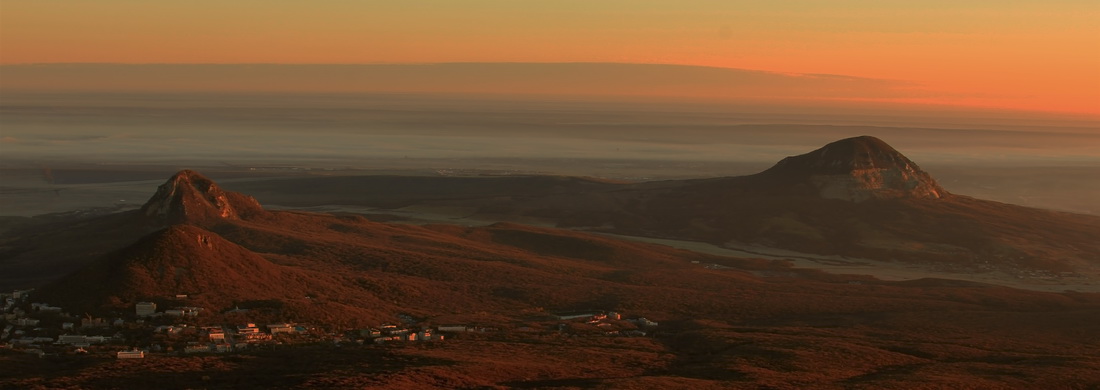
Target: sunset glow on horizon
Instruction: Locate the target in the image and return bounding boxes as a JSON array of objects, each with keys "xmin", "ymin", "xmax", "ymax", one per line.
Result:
[{"xmin": 1, "ymin": 1, "xmax": 1098, "ymax": 115}]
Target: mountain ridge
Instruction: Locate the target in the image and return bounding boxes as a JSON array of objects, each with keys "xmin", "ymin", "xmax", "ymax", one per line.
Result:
[{"xmin": 4, "ymin": 136, "xmax": 1098, "ymax": 297}]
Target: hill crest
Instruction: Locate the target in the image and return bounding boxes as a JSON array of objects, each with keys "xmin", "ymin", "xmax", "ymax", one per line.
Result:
[
  {"xmin": 761, "ymin": 135, "xmax": 945, "ymax": 202},
  {"xmin": 139, "ymin": 170, "xmax": 264, "ymax": 224}
]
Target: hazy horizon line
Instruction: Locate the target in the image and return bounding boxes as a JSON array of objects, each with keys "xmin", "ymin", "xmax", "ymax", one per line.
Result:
[{"xmin": 5, "ymin": 62, "xmax": 1099, "ymax": 119}]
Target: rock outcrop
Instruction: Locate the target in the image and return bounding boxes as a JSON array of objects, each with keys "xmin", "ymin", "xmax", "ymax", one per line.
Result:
[{"xmin": 139, "ymin": 170, "xmax": 264, "ymax": 224}]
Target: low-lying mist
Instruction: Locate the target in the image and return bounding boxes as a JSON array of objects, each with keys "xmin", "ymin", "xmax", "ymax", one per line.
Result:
[{"xmin": 1, "ymin": 92, "xmax": 1098, "ymax": 216}]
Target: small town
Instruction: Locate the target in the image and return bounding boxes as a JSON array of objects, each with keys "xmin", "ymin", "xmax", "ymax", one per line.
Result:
[{"xmin": 1, "ymin": 289, "xmax": 659, "ymax": 360}]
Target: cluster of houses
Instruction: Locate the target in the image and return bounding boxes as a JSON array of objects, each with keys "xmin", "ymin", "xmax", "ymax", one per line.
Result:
[
  {"xmin": 4, "ymin": 288, "xmax": 661, "ymax": 360},
  {"xmin": 2, "ymin": 289, "xmax": 35, "ymax": 328},
  {"xmin": 1, "ymin": 288, "xmax": 458, "ymax": 360},
  {"xmin": 360, "ymin": 324, "xmax": 446, "ymax": 344},
  {"xmin": 147, "ymin": 321, "xmax": 455, "ymax": 356},
  {"xmin": 2, "ymin": 289, "xmax": 134, "ymax": 357},
  {"xmin": 551, "ymin": 311, "xmax": 659, "ymax": 336},
  {"xmin": 115, "ymin": 322, "xmax": 287, "ymax": 357}
]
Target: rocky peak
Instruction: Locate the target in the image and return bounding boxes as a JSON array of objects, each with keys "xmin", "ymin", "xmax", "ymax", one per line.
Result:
[
  {"xmin": 139, "ymin": 170, "xmax": 263, "ymax": 224},
  {"xmin": 762, "ymin": 136, "xmax": 946, "ymax": 202}
]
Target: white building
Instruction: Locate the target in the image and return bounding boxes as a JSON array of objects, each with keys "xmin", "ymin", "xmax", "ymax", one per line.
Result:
[
  {"xmin": 59, "ymin": 335, "xmax": 88, "ymax": 345},
  {"xmin": 236, "ymin": 323, "xmax": 260, "ymax": 334},
  {"xmin": 184, "ymin": 344, "xmax": 211, "ymax": 354},
  {"xmin": 31, "ymin": 303, "xmax": 62, "ymax": 313},
  {"xmin": 12, "ymin": 289, "xmax": 33, "ymax": 300},
  {"xmin": 165, "ymin": 307, "xmax": 202, "ymax": 317},
  {"xmin": 135, "ymin": 302, "xmax": 157, "ymax": 317},
  {"xmin": 268, "ymin": 323, "xmax": 294, "ymax": 335},
  {"xmin": 555, "ymin": 312, "xmax": 599, "ymax": 321}
]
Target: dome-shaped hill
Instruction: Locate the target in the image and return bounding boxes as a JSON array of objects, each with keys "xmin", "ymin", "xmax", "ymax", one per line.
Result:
[
  {"xmin": 140, "ymin": 170, "xmax": 265, "ymax": 225},
  {"xmin": 765, "ymin": 136, "xmax": 915, "ymax": 175},
  {"xmin": 759, "ymin": 136, "xmax": 946, "ymax": 202}
]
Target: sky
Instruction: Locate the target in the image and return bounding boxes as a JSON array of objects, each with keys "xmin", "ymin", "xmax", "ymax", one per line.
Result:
[{"xmin": 1, "ymin": 1, "xmax": 1098, "ymax": 115}]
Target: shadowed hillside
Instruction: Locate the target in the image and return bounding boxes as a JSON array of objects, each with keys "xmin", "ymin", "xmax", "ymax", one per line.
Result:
[{"xmin": 34, "ymin": 225, "xmax": 398, "ymax": 322}]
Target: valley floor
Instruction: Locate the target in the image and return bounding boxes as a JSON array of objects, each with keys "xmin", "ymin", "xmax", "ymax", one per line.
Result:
[{"xmin": 268, "ymin": 202, "xmax": 1100, "ymax": 293}]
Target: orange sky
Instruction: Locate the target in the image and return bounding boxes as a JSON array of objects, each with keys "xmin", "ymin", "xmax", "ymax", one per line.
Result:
[{"xmin": 1, "ymin": 1, "xmax": 1098, "ymax": 115}]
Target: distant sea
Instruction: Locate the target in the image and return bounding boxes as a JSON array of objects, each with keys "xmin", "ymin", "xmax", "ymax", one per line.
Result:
[
  {"xmin": 2, "ymin": 92, "xmax": 1097, "ymax": 164},
  {"xmin": 1, "ymin": 92, "xmax": 1098, "ymax": 215}
]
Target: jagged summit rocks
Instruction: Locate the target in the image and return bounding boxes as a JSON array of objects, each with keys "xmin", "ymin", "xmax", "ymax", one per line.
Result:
[
  {"xmin": 139, "ymin": 170, "xmax": 264, "ymax": 224},
  {"xmin": 761, "ymin": 136, "xmax": 946, "ymax": 202}
]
